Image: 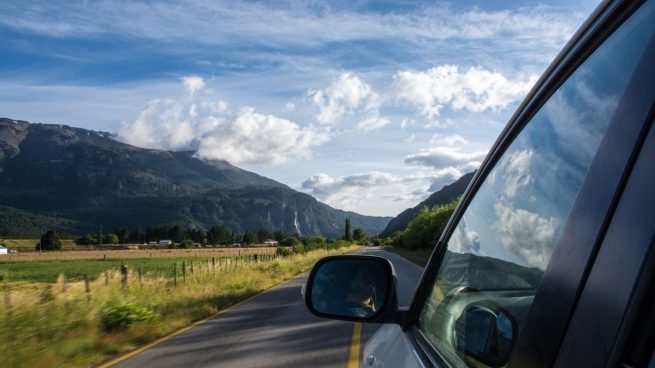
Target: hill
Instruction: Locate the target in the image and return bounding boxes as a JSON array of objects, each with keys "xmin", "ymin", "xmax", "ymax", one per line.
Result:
[
  {"xmin": 0, "ymin": 118, "xmax": 390, "ymax": 237},
  {"xmin": 378, "ymin": 172, "xmax": 474, "ymax": 238}
]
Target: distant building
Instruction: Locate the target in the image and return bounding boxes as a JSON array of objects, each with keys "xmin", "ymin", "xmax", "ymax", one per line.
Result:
[
  {"xmin": 0, "ymin": 245, "xmax": 8, "ymax": 255},
  {"xmin": 263, "ymin": 239, "xmax": 278, "ymax": 246},
  {"xmin": 159, "ymin": 240, "xmax": 172, "ymax": 246}
]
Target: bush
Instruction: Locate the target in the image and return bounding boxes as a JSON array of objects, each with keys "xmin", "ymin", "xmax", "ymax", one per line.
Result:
[
  {"xmin": 401, "ymin": 198, "xmax": 459, "ymax": 250},
  {"xmin": 303, "ymin": 236, "xmax": 326, "ymax": 251},
  {"xmin": 38, "ymin": 230, "xmax": 62, "ymax": 251},
  {"xmin": 178, "ymin": 239, "xmax": 196, "ymax": 249},
  {"xmin": 276, "ymin": 246, "xmax": 293, "ymax": 257},
  {"xmin": 280, "ymin": 237, "xmax": 302, "ymax": 247},
  {"xmin": 101, "ymin": 302, "xmax": 159, "ymax": 332}
]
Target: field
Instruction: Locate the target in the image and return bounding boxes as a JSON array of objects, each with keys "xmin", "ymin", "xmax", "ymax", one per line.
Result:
[
  {"xmin": 0, "ymin": 245, "xmax": 358, "ymax": 368},
  {"xmin": 0, "ymin": 238, "xmax": 77, "ymax": 250},
  {"xmin": 0, "ymin": 247, "xmax": 276, "ymax": 283}
]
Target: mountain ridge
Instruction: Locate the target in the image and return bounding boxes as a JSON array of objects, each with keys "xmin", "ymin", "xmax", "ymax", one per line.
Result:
[
  {"xmin": 379, "ymin": 172, "xmax": 474, "ymax": 238},
  {"xmin": 0, "ymin": 118, "xmax": 390, "ymax": 237}
]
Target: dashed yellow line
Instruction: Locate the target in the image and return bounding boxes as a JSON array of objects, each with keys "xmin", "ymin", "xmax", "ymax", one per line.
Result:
[{"xmin": 347, "ymin": 322, "xmax": 362, "ymax": 368}]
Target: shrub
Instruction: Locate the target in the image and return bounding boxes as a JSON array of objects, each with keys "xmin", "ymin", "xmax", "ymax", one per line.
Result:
[
  {"xmin": 401, "ymin": 198, "xmax": 459, "ymax": 250},
  {"xmin": 101, "ymin": 302, "xmax": 159, "ymax": 332},
  {"xmin": 280, "ymin": 237, "xmax": 302, "ymax": 247},
  {"xmin": 303, "ymin": 236, "xmax": 326, "ymax": 251},
  {"xmin": 276, "ymin": 246, "xmax": 293, "ymax": 257},
  {"xmin": 38, "ymin": 230, "xmax": 62, "ymax": 251}
]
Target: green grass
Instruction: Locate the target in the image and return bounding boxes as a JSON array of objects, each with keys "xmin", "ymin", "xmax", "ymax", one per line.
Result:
[
  {"xmin": 0, "ymin": 245, "xmax": 359, "ymax": 368},
  {"xmin": 0, "ymin": 255, "xmax": 270, "ymax": 283}
]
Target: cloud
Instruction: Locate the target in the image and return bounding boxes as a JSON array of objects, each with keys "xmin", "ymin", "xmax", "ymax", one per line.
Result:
[
  {"xmin": 116, "ymin": 76, "xmax": 328, "ymax": 165},
  {"xmin": 499, "ymin": 149, "xmax": 533, "ymax": 198},
  {"xmin": 449, "ymin": 218, "xmax": 481, "ymax": 254},
  {"xmin": 494, "ymin": 202, "xmax": 559, "ymax": 270},
  {"xmin": 405, "ymin": 146, "xmax": 487, "ymax": 170},
  {"xmin": 308, "ymin": 72, "xmax": 388, "ymax": 131},
  {"xmin": 196, "ymin": 107, "xmax": 328, "ymax": 165},
  {"xmin": 181, "ymin": 75, "xmax": 206, "ymax": 96},
  {"xmin": 394, "ymin": 65, "xmax": 537, "ymax": 118}
]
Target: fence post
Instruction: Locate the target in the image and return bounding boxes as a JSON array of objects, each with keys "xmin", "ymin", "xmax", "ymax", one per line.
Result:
[
  {"xmin": 190, "ymin": 260, "xmax": 194, "ymax": 274},
  {"xmin": 120, "ymin": 265, "xmax": 128, "ymax": 290},
  {"xmin": 212, "ymin": 257, "xmax": 216, "ymax": 273},
  {"xmin": 62, "ymin": 274, "xmax": 67, "ymax": 293},
  {"xmin": 173, "ymin": 263, "xmax": 177, "ymax": 287},
  {"xmin": 104, "ymin": 271, "xmax": 109, "ymax": 286},
  {"xmin": 138, "ymin": 267, "xmax": 143, "ymax": 287},
  {"xmin": 182, "ymin": 262, "xmax": 186, "ymax": 284},
  {"xmin": 84, "ymin": 274, "xmax": 91, "ymax": 301}
]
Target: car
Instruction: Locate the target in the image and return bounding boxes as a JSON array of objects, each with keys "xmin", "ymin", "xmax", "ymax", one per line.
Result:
[{"xmin": 303, "ymin": 0, "xmax": 655, "ymax": 367}]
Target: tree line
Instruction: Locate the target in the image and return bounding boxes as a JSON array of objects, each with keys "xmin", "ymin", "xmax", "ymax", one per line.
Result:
[{"xmin": 36, "ymin": 218, "xmax": 370, "ymax": 251}]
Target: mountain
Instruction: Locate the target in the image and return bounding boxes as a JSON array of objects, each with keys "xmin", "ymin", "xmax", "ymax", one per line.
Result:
[
  {"xmin": 378, "ymin": 172, "xmax": 474, "ymax": 238},
  {"xmin": 0, "ymin": 118, "xmax": 390, "ymax": 237}
]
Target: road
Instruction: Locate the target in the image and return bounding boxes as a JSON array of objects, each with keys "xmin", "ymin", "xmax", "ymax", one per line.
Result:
[{"xmin": 110, "ymin": 247, "xmax": 423, "ymax": 368}]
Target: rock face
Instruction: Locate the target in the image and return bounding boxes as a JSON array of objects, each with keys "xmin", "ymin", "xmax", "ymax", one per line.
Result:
[
  {"xmin": 0, "ymin": 118, "xmax": 390, "ymax": 237},
  {"xmin": 378, "ymin": 172, "xmax": 474, "ymax": 238}
]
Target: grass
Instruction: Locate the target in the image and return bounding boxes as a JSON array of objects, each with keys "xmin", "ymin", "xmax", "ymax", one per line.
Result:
[
  {"xmin": 0, "ymin": 238, "xmax": 77, "ymax": 250},
  {"xmin": 0, "ymin": 253, "xmax": 272, "ymax": 283},
  {"xmin": 383, "ymin": 246, "xmax": 433, "ymax": 268},
  {"xmin": 0, "ymin": 245, "xmax": 359, "ymax": 368}
]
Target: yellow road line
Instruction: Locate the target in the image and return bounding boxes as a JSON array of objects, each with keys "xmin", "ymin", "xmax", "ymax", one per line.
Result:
[{"xmin": 347, "ymin": 322, "xmax": 362, "ymax": 368}]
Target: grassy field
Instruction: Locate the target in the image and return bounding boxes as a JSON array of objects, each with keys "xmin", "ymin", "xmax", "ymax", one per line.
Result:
[
  {"xmin": 0, "ymin": 250, "xmax": 274, "ymax": 283},
  {"xmin": 0, "ymin": 245, "xmax": 358, "ymax": 368},
  {"xmin": 1, "ymin": 246, "xmax": 275, "ymax": 262},
  {"xmin": 0, "ymin": 238, "xmax": 77, "ymax": 250}
]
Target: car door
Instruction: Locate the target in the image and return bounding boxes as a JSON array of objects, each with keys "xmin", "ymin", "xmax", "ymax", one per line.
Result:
[{"xmin": 364, "ymin": 1, "xmax": 655, "ymax": 367}]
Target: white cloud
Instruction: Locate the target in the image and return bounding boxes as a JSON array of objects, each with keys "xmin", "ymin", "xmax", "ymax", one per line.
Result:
[
  {"xmin": 449, "ymin": 219, "xmax": 481, "ymax": 254},
  {"xmin": 494, "ymin": 202, "xmax": 559, "ymax": 270},
  {"xmin": 309, "ymin": 72, "xmax": 388, "ymax": 131},
  {"xmin": 405, "ymin": 146, "xmax": 487, "ymax": 170},
  {"xmin": 117, "ymin": 76, "xmax": 328, "ymax": 165},
  {"xmin": 196, "ymin": 107, "xmax": 328, "ymax": 165},
  {"xmin": 181, "ymin": 75, "xmax": 206, "ymax": 96},
  {"xmin": 394, "ymin": 65, "xmax": 537, "ymax": 119},
  {"xmin": 500, "ymin": 149, "xmax": 533, "ymax": 198}
]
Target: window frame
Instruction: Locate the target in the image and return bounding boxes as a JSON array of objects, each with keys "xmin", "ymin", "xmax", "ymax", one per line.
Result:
[{"xmin": 398, "ymin": 0, "xmax": 655, "ymax": 367}]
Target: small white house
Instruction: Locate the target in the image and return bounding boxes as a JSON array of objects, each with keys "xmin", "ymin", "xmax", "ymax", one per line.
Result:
[
  {"xmin": 263, "ymin": 239, "xmax": 278, "ymax": 246},
  {"xmin": 0, "ymin": 245, "xmax": 8, "ymax": 255},
  {"xmin": 159, "ymin": 240, "xmax": 172, "ymax": 246}
]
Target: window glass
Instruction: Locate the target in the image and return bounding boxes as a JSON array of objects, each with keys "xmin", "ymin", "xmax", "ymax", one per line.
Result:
[{"xmin": 417, "ymin": 3, "xmax": 655, "ymax": 367}]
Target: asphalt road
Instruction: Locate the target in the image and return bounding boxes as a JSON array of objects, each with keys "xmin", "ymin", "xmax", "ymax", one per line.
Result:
[{"xmin": 111, "ymin": 247, "xmax": 423, "ymax": 368}]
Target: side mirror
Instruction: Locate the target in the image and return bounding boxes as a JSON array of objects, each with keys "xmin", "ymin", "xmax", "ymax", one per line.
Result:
[{"xmin": 304, "ymin": 255, "xmax": 399, "ymax": 323}]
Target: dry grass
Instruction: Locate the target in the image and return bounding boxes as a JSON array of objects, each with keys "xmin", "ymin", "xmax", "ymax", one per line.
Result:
[
  {"xmin": 0, "ymin": 245, "xmax": 359, "ymax": 368},
  {"xmin": 1, "ymin": 247, "xmax": 276, "ymax": 262},
  {"xmin": 0, "ymin": 238, "xmax": 77, "ymax": 250}
]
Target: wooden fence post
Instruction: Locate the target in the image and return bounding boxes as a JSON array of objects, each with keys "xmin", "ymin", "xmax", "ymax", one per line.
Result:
[
  {"xmin": 104, "ymin": 271, "xmax": 109, "ymax": 286},
  {"xmin": 120, "ymin": 265, "xmax": 128, "ymax": 290},
  {"xmin": 182, "ymin": 262, "xmax": 186, "ymax": 284},
  {"xmin": 212, "ymin": 257, "xmax": 216, "ymax": 273},
  {"xmin": 138, "ymin": 267, "xmax": 143, "ymax": 287},
  {"xmin": 173, "ymin": 263, "xmax": 177, "ymax": 287}
]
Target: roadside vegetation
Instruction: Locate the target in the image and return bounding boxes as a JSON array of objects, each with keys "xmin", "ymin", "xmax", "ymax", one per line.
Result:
[
  {"xmin": 0, "ymin": 244, "xmax": 359, "ymax": 368},
  {"xmin": 383, "ymin": 198, "xmax": 460, "ymax": 267}
]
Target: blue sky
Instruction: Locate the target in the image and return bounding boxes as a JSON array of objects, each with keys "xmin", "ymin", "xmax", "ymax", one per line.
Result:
[{"xmin": 0, "ymin": 0, "xmax": 600, "ymax": 216}]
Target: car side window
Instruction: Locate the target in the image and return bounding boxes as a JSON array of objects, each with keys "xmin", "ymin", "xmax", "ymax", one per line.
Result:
[{"xmin": 416, "ymin": 2, "xmax": 655, "ymax": 367}]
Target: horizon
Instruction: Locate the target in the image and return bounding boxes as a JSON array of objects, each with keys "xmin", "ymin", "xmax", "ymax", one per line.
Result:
[{"xmin": 0, "ymin": 0, "xmax": 601, "ymax": 216}]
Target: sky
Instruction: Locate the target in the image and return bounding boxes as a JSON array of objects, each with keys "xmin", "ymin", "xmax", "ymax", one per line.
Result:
[{"xmin": 0, "ymin": 0, "xmax": 601, "ymax": 217}]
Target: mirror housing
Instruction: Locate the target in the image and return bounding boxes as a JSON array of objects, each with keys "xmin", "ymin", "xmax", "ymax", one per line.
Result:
[{"xmin": 304, "ymin": 255, "xmax": 401, "ymax": 323}]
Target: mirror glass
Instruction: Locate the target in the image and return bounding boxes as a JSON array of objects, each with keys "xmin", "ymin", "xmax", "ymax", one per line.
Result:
[
  {"xmin": 454, "ymin": 306, "xmax": 516, "ymax": 367},
  {"xmin": 310, "ymin": 259, "xmax": 389, "ymax": 318}
]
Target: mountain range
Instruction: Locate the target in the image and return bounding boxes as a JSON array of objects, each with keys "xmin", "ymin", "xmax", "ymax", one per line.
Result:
[
  {"xmin": 378, "ymin": 172, "xmax": 474, "ymax": 238},
  {"xmin": 0, "ymin": 118, "xmax": 391, "ymax": 238}
]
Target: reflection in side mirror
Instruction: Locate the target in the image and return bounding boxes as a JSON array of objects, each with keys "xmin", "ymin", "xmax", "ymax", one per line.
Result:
[
  {"xmin": 454, "ymin": 305, "xmax": 517, "ymax": 367},
  {"xmin": 305, "ymin": 256, "xmax": 394, "ymax": 321}
]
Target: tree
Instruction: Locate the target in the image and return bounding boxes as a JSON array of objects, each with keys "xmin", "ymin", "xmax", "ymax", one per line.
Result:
[
  {"xmin": 105, "ymin": 233, "xmax": 119, "ymax": 244},
  {"xmin": 353, "ymin": 228, "xmax": 366, "ymax": 243},
  {"xmin": 207, "ymin": 225, "xmax": 232, "ymax": 245},
  {"xmin": 273, "ymin": 230, "xmax": 285, "ymax": 242},
  {"xmin": 115, "ymin": 228, "xmax": 129, "ymax": 244},
  {"xmin": 38, "ymin": 230, "xmax": 62, "ymax": 251},
  {"xmin": 97, "ymin": 225, "xmax": 103, "ymax": 245},
  {"xmin": 343, "ymin": 218, "xmax": 352, "ymax": 241}
]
